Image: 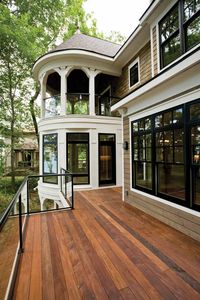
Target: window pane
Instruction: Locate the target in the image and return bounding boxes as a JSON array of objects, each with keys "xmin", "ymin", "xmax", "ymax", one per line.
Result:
[
  {"xmin": 191, "ymin": 125, "xmax": 200, "ymax": 164},
  {"xmin": 184, "ymin": 0, "xmax": 200, "ymax": 21},
  {"xmin": 145, "ymin": 118, "xmax": 151, "ymax": 130},
  {"xmin": 163, "ymin": 146, "xmax": 173, "ymax": 163},
  {"xmin": 146, "ymin": 148, "xmax": 152, "ymax": 161},
  {"xmin": 164, "ymin": 131, "xmax": 173, "ymax": 146},
  {"xmin": 160, "ymin": 5, "xmax": 179, "ymax": 42},
  {"xmin": 163, "ymin": 111, "xmax": 172, "ymax": 126},
  {"xmin": 132, "ymin": 122, "xmax": 138, "ymax": 132},
  {"xmin": 162, "ymin": 34, "xmax": 181, "ymax": 67},
  {"xmin": 73, "ymin": 176, "xmax": 89, "ymax": 185},
  {"xmin": 186, "ymin": 15, "xmax": 200, "ymax": 50},
  {"xmin": 136, "ymin": 162, "xmax": 152, "ymax": 190},
  {"xmin": 130, "ymin": 62, "xmax": 139, "ymax": 86},
  {"xmin": 67, "ymin": 133, "xmax": 89, "ymax": 142},
  {"xmin": 174, "ymin": 129, "xmax": 184, "ymax": 145},
  {"xmin": 146, "ymin": 134, "xmax": 152, "ymax": 147},
  {"xmin": 43, "ymin": 134, "xmax": 57, "ymax": 179},
  {"xmin": 158, "ymin": 164, "xmax": 185, "ymax": 200},
  {"xmin": 174, "ymin": 147, "xmax": 184, "ymax": 163},
  {"xmin": 156, "ymin": 147, "xmax": 164, "ymax": 162},
  {"xmin": 99, "ymin": 134, "xmax": 115, "ymax": 142},
  {"xmin": 156, "ymin": 132, "xmax": 164, "ymax": 146},
  {"xmin": 68, "ymin": 144, "xmax": 88, "ymax": 173},
  {"xmin": 190, "ymin": 103, "xmax": 200, "ymax": 120},
  {"xmin": 139, "ymin": 120, "xmax": 145, "ymax": 131},
  {"xmin": 155, "ymin": 115, "xmax": 163, "ymax": 128},
  {"xmin": 193, "ymin": 166, "xmax": 200, "ymax": 205},
  {"xmin": 173, "ymin": 108, "xmax": 183, "ymax": 123}
]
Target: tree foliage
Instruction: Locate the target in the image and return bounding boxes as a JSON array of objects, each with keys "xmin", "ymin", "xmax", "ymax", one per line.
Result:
[{"xmin": 0, "ymin": 0, "xmax": 124, "ymax": 186}]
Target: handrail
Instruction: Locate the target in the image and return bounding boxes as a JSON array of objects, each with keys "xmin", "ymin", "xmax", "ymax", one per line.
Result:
[
  {"xmin": 66, "ymin": 92, "xmax": 90, "ymax": 96},
  {"xmin": 0, "ymin": 171, "xmax": 75, "ymax": 299},
  {"xmin": 0, "ymin": 176, "xmax": 28, "ymax": 231}
]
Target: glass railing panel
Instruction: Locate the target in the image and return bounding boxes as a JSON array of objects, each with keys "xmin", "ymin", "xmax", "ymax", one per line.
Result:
[
  {"xmin": 0, "ymin": 184, "xmax": 27, "ymax": 300},
  {"xmin": 28, "ymin": 174, "xmax": 72, "ymax": 213},
  {"xmin": 44, "ymin": 95, "xmax": 61, "ymax": 117},
  {"xmin": 66, "ymin": 93, "xmax": 89, "ymax": 115},
  {"xmin": 95, "ymin": 95, "xmax": 121, "ymax": 117}
]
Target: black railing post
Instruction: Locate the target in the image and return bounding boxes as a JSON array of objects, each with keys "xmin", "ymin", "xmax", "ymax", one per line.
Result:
[
  {"xmin": 71, "ymin": 175, "xmax": 74, "ymax": 209},
  {"xmin": 18, "ymin": 194, "xmax": 24, "ymax": 253},
  {"xmin": 27, "ymin": 179, "xmax": 29, "ymax": 215},
  {"xmin": 65, "ymin": 172, "xmax": 67, "ymax": 200}
]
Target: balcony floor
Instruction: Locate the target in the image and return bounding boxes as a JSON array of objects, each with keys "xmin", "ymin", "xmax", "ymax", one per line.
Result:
[{"xmin": 13, "ymin": 188, "xmax": 200, "ymax": 299}]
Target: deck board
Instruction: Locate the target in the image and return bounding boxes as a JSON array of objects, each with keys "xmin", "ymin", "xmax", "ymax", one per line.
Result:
[{"xmin": 13, "ymin": 188, "xmax": 200, "ymax": 299}]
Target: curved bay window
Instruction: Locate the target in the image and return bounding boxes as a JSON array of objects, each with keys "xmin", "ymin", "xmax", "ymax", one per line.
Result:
[
  {"xmin": 131, "ymin": 99, "xmax": 200, "ymax": 211},
  {"xmin": 43, "ymin": 134, "xmax": 58, "ymax": 183},
  {"xmin": 67, "ymin": 133, "xmax": 89, "ymax": 185}
]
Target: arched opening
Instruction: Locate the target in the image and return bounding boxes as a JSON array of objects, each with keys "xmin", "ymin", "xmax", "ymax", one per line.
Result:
[
  {"xmin": 44, "ymin": 71, "xmax": 61, "ymax": 117},
  {"xmin": 67, "ymin": 69, "xmax": 89, "ymax": 114}
]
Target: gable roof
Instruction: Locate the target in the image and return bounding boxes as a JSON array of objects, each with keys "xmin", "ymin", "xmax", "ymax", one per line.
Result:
[{"xmin": 49, "ymin": 33, "xmax": 122, "ymax": 58}]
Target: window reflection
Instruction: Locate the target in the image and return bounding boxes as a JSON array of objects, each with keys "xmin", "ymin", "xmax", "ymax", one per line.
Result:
[{"xmin": 43, "ymin": 134, "xmax": 58, "ymax": 184}]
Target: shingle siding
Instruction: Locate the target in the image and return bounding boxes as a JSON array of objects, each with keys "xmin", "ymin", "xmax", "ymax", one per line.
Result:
[{"xmin": 113, "ymin": 42, "xmax": 152, "ymax": 99}]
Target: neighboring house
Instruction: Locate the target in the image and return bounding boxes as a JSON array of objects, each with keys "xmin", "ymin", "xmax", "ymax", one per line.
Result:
[
  {"xmin": 4, "ymin": 131, "xmax": 39, "ymax": 171},
  {"xmin": 33, "ymin": 0, "xmax": 200, "ymax": 239}
]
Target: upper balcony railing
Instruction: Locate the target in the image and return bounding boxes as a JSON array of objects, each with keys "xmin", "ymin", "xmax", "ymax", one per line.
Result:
[
  {"xmin": 44, "ymin": 95, "xmax": 61, "ymax": 117},
  {"xmin": 0, "ymin": 171, "xmax": 74, "ymax": 299},
  {"xmin": 43, "ymin": 93, "xmax": 121, "ymax": 118},
  {"xmin": 95, "ymin": 94, "xmax": 121, "ymax": 117},
  {"xmin": 66, "ymin": 93, "xmax": 89, "ymax": 115}
]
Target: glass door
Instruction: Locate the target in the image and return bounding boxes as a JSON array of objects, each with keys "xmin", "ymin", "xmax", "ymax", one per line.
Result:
[{"xmin": 99, "ymin": 134, "xmax": 116, "ymax": 185}]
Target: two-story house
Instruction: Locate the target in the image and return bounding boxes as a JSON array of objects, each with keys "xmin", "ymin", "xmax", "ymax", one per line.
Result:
[{"xmin": 33, "ymin": 0, "xmax": 200, "ymax": 238}]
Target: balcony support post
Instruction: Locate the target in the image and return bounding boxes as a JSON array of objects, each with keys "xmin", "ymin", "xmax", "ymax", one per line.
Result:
[
  {"xmin": 56, "ymin": 67, "xmax": 72, "ymax": 116},
  {"xmin": 39, "ymin": 73, "xmax": 46, "ymax": 118},
  {"xmin": 89, "ymin": 69, "xmax": 100, "ymax": 116}
]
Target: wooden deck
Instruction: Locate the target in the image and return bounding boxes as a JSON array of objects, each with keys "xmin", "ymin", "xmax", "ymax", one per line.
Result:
[{"xmin": 13, "ymin": 187, "xmax": 200, "ymax": 299}]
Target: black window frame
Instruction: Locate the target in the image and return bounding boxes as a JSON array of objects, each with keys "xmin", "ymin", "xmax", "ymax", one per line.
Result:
[
  {"xmin": 129, "ymin": 59, "xmax": 140, "ymax": 88},
  {"xmin": 131, "ymin": 99, "xmax": 200, "ymax": 211},
  {"xmin": 43, "ymin": 133, "xmax": 58, "ymax": 184},
  {"xmin": 66, "ymin": 132, "xmax": 90, "ymax": 185},
  {"xmin": 159, "ymin": 0, "xmax": 200, "ymax": 69}
]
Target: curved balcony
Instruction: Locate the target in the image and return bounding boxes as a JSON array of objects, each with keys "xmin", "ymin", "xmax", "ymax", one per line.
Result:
[{"xmin": 43, "ymin": 93, "xmax": 121, "ymax": 118}]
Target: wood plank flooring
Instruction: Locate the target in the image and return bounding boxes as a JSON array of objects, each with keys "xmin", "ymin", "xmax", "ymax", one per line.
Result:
[{"xmin": 13, "ymin": 188, "xmax": 200, "ymax": 299}]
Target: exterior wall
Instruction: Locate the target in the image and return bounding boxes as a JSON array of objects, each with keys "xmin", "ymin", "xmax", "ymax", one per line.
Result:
[
  {"xmin": 122, "ymin": 61, "xmax": 200, "ymax": 241},
  {"xmin": 113, "ymin": 42, "xmax": 152, "ymax": 99}
]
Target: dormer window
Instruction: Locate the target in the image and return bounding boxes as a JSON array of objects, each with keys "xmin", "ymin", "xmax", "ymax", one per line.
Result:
[
  {"xmin": 159, "ymin": 0, "xmax": 200, "ymax": 69},
  {"xmin": 129, "ymin": 58, "xmax": 140, "ymax": 88}
]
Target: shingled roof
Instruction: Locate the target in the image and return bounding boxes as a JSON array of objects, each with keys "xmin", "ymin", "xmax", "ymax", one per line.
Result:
[{"xmin": 49, "ymin": 33, "xmax": 122, "ymax": 57}]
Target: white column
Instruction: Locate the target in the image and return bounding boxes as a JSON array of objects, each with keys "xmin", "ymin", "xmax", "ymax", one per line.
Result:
[
  {"xmin": 89, "ymin": 70, "xmax": 100, "ymax": 116},
  {"xmin": 39, "ymin": 74, "xmax": 46, "ymax": 118},
  {"xmin": 56, "ymin": 67, "xmax": 72, "ymax": 116},
  {"xmin": 60, "ymin": 70, "xmax": 67, "ymax": 115}
]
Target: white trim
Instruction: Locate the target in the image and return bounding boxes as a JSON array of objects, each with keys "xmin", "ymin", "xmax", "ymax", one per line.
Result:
[
  {"xmin": 150, "ymin": 25, "xmax": 154, "ymax": 78},
  {"xmin": 128, "ymin": 57, "xmax": 140, "ymax": 90},
  {"xmin": 129, "ymin": 88, "xmax": 200, "ymax": 122},
  {"xmin": 129, "ymin": 117, "xmax": 132, "ymax": 194},
  {"xmin": 130, "ymin": 187, "xmax": 200, "ymax": 217},
  {"xmin": 112, "ymin": 50, "xmax": 200, "ymax": 111}
]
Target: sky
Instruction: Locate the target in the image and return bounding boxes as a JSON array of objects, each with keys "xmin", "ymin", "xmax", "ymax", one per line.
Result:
[{"xmin": 84, "ymin": 0, "xmax": 150, "ymax": 40}]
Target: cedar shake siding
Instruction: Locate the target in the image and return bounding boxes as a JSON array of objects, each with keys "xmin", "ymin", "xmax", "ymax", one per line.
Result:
[
  {"xmin": 152, "ymin": 26, "xmax": 158, "ymax": 75},
  {"xmin": 113, "ymin": 42, "xmax": 152, "ymax": 99},
  {"xmin": 123, "ymin": 117, "xmax": 130, "ymax": 201}
]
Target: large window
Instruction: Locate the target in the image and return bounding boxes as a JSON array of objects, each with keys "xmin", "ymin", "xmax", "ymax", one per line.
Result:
[
  {"xmin": 67, "ymin": 133, "xmax": 89, "ymax": 185},
  {"xmin": 43, "ymin": 134, "xmax": 58, "ymax": 183},
  {"xmin": 159, "ymin": 0, "xmax": 200, "ymax": 68},
  {"xmin": 131, "ymin": 99, "xmax": 200, "ymax": 211}
]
